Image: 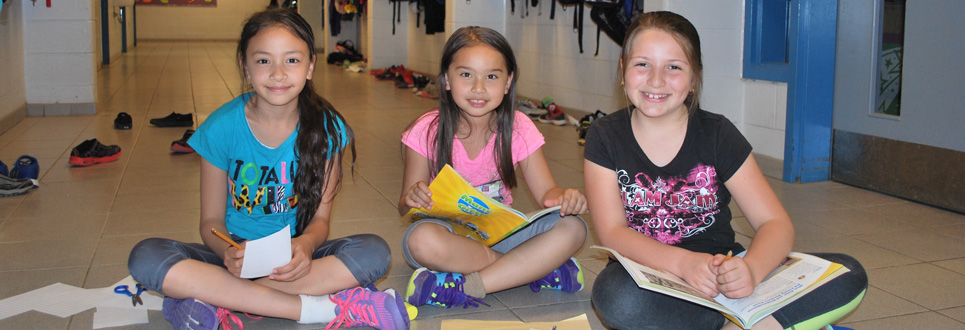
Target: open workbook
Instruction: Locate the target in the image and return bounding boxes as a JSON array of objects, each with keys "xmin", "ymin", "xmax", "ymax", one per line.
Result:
[
  {"xmin": 591, "ymin": 245, "xmax": 850, "ymax": 329},
  {"xmin": 402, "ymin": 164, "xmax": 561, "ymax": 247}
]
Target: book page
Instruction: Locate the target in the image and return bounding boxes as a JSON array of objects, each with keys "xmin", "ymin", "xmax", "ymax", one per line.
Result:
[
  {"xmin": 713, "ymin": 252, "xmax": 841, "ymax": 323},
  {"xmin": 590, "ymin": 246, "xmax": 730, "ymax": 312}
]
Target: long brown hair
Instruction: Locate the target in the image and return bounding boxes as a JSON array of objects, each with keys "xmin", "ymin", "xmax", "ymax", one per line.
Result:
[
  {"xmin": 430, "ymin": 26, "xmax": 520, "ymax": 188},
  {"xmin": 237, "ymin": 9, "xmax": 355, "ymax": 236},
  {"xmin": 621, "ymin": 11, "xmax": 704, "ymax": 114}
]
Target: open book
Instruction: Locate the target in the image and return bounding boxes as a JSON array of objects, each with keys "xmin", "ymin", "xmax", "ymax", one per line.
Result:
[
  {"xmin": 592, "ymin": 245, "xmax": 849, "ymax": 329},
  {"xmin": 403, "ymin": 164, "xmax": 561, "ymax": 247}
]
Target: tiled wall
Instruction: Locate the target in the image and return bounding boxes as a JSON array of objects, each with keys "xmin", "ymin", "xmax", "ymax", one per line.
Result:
[
  {"xmin": 23, "ymin": 0, "xmax": 96, "ymax": 106},
  {"xmin": 0, "ymin": 0, "xmax": 27, "ymax": 127}
]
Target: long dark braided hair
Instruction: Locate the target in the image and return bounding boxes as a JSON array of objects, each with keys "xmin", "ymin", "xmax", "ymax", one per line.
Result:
[{"xmin": 237, "ymin": 9, "xmax": 355, "ymax": 236}]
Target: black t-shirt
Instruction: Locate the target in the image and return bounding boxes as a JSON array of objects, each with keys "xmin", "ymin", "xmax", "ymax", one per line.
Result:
[{"xmin": 584, "ymin": 108, "xmax": 752, "ymax": 255}]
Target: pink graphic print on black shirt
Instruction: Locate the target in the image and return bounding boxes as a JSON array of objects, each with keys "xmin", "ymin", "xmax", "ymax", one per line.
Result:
[{"xmin": 617, "ymin": 165, "xmax": 721, "ymax": 245}]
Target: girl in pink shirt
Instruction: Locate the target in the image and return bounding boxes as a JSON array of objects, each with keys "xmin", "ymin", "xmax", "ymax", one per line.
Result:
[{"xmin": 398, "ymin": 26, "xmax": 588, "ymax": 310}]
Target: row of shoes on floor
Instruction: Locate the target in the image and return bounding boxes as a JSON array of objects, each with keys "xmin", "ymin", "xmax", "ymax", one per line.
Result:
[
  {"xmin": 0, "ymin": 156, "xmax": 39, "ymax": 198},
  {"xmin": 370, "ymin": 65, "xmax": 438, "ymax": 98},
  {"xmin": 113, "ymin": 111, "xmax": 196, "ymax": 154},
  {"xmin": 518, "ymin": 97, "xmax": 608, "ymax": 145}
]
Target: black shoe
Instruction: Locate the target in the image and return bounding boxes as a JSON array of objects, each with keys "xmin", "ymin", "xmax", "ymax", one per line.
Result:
[
  {"xmin": 170, "ymin": 129, "xmax": 196, "ymax": 154},
  {"xmin": 114, "ymin": 112, "xmax": 133, "ymax": 130},
  {"xmin": 69, "ymin": 139, "xmax": 122, "ymax": 166},
  {"xmin": 149, "ymin": 112, "xmax": 193, "ymax": 127}
]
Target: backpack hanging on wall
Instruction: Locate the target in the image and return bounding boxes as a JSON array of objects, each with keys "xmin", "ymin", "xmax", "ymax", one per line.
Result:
[{"xmin": 588, "ymin": 0, "xmax": 644, "ymax": 56}]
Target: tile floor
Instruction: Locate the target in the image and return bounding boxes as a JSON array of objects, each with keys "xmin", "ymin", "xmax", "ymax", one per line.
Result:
[{"xmin": 1, "ymin": 41, "xmax": 964, "ymax": 330}]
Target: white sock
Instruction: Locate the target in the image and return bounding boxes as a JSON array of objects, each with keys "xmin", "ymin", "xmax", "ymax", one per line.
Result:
[{"xmin": 297, "ymin": 294, "xmax": 337, "ymax": 324}]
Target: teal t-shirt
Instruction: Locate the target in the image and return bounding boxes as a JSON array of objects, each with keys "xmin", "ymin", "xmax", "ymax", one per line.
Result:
[{"xmin": 188, "ymin": 93, "xmax": 348, "ymax": 240}]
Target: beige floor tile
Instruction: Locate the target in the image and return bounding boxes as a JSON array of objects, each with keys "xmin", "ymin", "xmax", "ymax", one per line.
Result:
[
  {"xmin": 839, "ymin": 311, "xmax": 965, "ymax": 330},
  {"xmin": 0, "ymin": 213, "xmax": 108, "ymax": 242},
  {"xmin": 0, "ymin": 236, "xmax": 98, "ymax": 271},
  {"xmin": 22, "ymin": 178, "xmax": 120, "ymax": 200},
  {"xmin": 789, "ymin": 207, "xmax": 918, "ymax": 236},
  {"xmin": 793, "ymin": 236, "xmax": 919, "ymax": 270},
  {"xmin": 7, "ymin": 195, "xmax": 114, "ymax": 219},
  {"xmin": 103, "ymin": 208, "xmax": 201, "ymax": 236},
  {"xmin": 110, "ymin": 191, "xmax": 201, "ymax": 213},
  {"xmin": 933, "ymin": 258, "xmax": 965, "ymax": 276},
  {"xmin": 825, "ymin": 184, "xmax": 910, "ymax": 207},
  {"xmin": 868, "ymin": 263, "xmax": 965, "ymax": 310},
  {"xmin": 841, "ymin": 286, "xmax": 927, "ymax": 323},
  {"xmin": 856, "ymin": 228, "xmax": 965, "ymax": 262},
  {"xmin": 938, "ymin": 306, "xmax": 965, "ymax": 324}
]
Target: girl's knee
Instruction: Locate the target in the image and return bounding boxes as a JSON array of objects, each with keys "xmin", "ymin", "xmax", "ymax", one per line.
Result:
[
  {"xmin": 127, "ymin": 238, "xmax": 177, "ymax": 292},
  {"xmin": 554, "ymin": 216, "xmax": 588, "ymax": 242},
  {"xmin": 336, "ymin": 234, "xmax": 391, "ymax": 284},
  {"xmin": 406, "ymin": 223, "xmax": 452, "ymax": 261}
]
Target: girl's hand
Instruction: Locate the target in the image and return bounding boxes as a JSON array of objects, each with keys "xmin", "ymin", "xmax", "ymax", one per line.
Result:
[
  {"xmin": 222, "ymin": 243, "xmax": 247, "ymax": 278},
  {"xmin": 543, "ymin": 188, "xmax": 588, "ymax": 216},
  {"xmin": 269, "ymin": 237, "xmax": 315, "ymax": 282},
  {"xmin": 403, "ymin": 181, "xmax": 433, "ymax": 211},
  {"xmin": 714, "ymin": 253, "xmax": 756, "ymax": 298},
  {"xmin": 678, "ymin": 252, "xmax": 721, "ymax": 297}
]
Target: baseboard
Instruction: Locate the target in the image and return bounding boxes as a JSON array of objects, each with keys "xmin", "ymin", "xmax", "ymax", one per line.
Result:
[
  {"xmin": 0, "ymin": 104, "xmax": 28, "ymax": 136},
  {"xmin": 754, "ymin": 153, "xmax": 784, "ymax": 180},
  {"xmin": 832, "ymin": 129, "xmax": 964, "ymax": 214},
  {"xmin": 26, "ymin": 103, "xmax": 97, "ymax": 116}
]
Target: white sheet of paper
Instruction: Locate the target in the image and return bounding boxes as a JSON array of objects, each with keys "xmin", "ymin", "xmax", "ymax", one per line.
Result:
[
  {"xmin": 0, "ymin": 298, "xmax": 32, "ymax": 321},
  {"xmin": 33, "ymin": 283, "xmax": 96, "ymax": 317},
  {"xmin": 240, "ymin": 225, "xmax": 292, "ymax": 278},
  {"xmin": 93, "ymin": 306, "xmax": 149, "ymax": 329}
]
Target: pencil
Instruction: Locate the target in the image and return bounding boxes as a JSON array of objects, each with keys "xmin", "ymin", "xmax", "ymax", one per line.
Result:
[
  {"xmin": 724, "ymin": 250, "xmax": 733, "ymax": 261},
  {"xmin": 211, "ymin": 228, "xmax": 244, "ymax": 250}
]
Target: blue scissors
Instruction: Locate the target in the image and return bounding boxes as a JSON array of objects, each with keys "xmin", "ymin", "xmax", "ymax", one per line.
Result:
[{"xmin": 114, "ymin": 283, "xmax": 146, "ymax": 306}]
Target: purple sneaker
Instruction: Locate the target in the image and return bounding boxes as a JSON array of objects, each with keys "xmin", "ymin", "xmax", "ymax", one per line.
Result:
[
  {"xmin": 326, "ymin": 287, "xmax": 409, "ymax": 330},
  {"xmin": 529, "ymin": 257, "xmax": 584, "ymax": 293},
  {"xmin": 405, "ymin": 268, "xmax": 488, "ymax": 309},
  {"xmin": 162, "ymin": 297, "xmax": 243, "ymax": 330}
]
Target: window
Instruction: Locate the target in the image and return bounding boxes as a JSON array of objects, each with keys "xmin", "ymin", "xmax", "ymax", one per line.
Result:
[
  {"xmin": 875, "ymin": 0, "xmax": 905, "ymax": 116},
  {"xmin": 743, "ymin": 0, "xmax": 792, "ymax": 82}
]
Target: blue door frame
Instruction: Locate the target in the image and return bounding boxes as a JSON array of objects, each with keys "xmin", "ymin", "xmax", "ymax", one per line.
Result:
[{"xmin": 783, "ymin": 0, "xmax": 838, "ymax": 183}]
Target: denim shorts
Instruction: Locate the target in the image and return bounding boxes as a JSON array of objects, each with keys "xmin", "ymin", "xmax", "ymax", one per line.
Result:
[{"xmin": 401, "ymin": 211, "xmax": 586, "ymax": 268}]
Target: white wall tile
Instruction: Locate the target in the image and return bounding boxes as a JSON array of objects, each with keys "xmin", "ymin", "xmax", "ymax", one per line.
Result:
[
  {"xmin": 23, "ymin": 0, "xmax": 91, "ymax": 20},
  {"xmin": 742, "ymin": 80, "xmax": 777, "ymax": 128},
  {"xmin": 26, "ymin": 85, "xmax": 95, "ymax": 104},
  {"xmin": 702, "ymin": 77, "xmax": 744, "ymax": 121},
  {"xmin": 24, "ymin": 20, "xmax": 92, "ymax": 53},
  {"xmin": 26, "ymin": 53, "xmax": 94, "ymax": 88},
  {"xmin": 743, "ymin": 124, "xmax": 785, "ymax": 160},
  {"xmin": 701, "ymin": 29, "xmax": 743, "ymax": 79}
]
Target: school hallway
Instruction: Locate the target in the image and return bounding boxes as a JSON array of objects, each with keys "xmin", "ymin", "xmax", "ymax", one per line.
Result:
[{"xmin": 1, "ymin": 41, "xmax": 964, "ymax": 330}]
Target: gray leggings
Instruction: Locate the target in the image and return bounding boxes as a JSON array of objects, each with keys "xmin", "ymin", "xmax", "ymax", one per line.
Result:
[
  {"xmin": 127, "ymin": 234, "xmax": 391, "ymax": 294},
  {"xmin": 401, "ymin": 212, "xmax": 586, "ymax": 269}
]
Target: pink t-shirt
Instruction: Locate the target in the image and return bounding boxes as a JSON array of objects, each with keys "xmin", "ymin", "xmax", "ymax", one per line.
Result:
[{"xmin": 401, "ymin": 109, "xmax": 545, "ymax": 206}]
